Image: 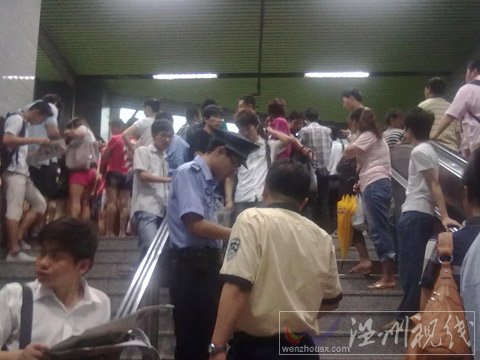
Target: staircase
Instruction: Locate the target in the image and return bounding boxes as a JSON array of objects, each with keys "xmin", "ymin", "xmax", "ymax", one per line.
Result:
[
  {"xmin": 313, "ymin": 237, "xmax": 406, "ymax": 359},
  {"xmin": 0, "ymin": 235, "xmax": 408, "ymax": 359},
  {"xmin": 0, "ymin": 236, "xmax": 175, "ymax": 360}
]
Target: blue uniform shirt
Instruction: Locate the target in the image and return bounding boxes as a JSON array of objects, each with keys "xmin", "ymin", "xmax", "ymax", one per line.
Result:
[
  {"xmin": 166, "ymin": 134, "xmax": 189, "ymax": 176},
  {"xmin": 167, "ymin": 155, "xmax": 222, "ymax": 249}
]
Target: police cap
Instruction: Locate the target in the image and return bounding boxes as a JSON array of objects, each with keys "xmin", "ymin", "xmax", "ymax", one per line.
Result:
[{"xmin": 212, "ymin": 128, "xmax": 259, "ymax": 166}]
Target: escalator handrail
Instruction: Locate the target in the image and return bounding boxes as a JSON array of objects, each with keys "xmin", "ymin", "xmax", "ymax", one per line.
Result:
[
  {"xmin": 429, "ymin": 140, "xmax": 468, "ymax": 166},
  {"xmin": 391, "ymin": 168, "xmax": 459, "ymax": 232},
  {"xmin": 430, "ymin": 141, "xmax": 467, "ymax": 179},
  {"xmin": 114, "ymin": 220, "xmax": 170, "ymax": 320}
]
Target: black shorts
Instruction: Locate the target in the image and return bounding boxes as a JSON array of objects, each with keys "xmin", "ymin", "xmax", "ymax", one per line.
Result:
[
  {"xmin": 105, "ymin": 171, "xmax": 130, "ymax": 191},
  {"xmin": 29, "ymin": 162, "xmax": 59, "ymax": 199}
]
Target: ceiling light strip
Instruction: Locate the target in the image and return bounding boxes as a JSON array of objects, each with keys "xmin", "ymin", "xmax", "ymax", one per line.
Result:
[
  {"xmin": 152, "ymin": 73, "xmax": 217, "ymax": 80},
  {"xmin": 304, "ymin": 72, "xmax": 370, "ymax": 78},
  {"xmin": 2, "ymin": 75, "xmax": 36, "ymax": 80}
]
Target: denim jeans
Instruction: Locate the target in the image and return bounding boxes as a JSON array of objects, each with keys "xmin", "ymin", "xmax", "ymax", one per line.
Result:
[
  {"xmin": 362, "ymin": 178, "xmax": 396, "ymax": 262},
  {"xmin": 396, "ymin": 210, "xmax": 435, "ymax": 320},
  {"xmin": 133, "ymin": 211, "xmax": 163, "ymax": 254}
]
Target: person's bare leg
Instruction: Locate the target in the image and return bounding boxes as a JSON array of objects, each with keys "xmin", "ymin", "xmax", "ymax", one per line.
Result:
[
  {"xmin": 6, "ymin": 218, "xmax": 21, "ymax": 254},
  {"xmin": 118, "ymin": 189, "xmax": 130, "ymax": 237},
  {"xmin": 368, "ymin": 261, "xmax": 396, "ymax": 289},
  {"xmin": 80, "ymin": 186, "xmax": 92, "ymax": 221},
  {"xmin": 54, "ymin": 199, "xmax": 68, "ymax": 220},
  {"xmin": 349, "ymin": 231, "xmax": 372, "ymax": 274},
  {"xmin": 105, "ymin": 186, "xmax": 118, "ymax": 236},
  {"xmin": 18, "ymin": 210, "xmax": 43, "ymax": 242},
  {"xmin": 69, "ymin": 184, "xmax": 84, "ymax": 219}
]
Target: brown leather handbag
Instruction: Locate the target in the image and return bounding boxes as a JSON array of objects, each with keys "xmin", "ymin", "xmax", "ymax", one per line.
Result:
[{"xmin": 405, "ymin": 232, "xmax": 473, "ymax": 359}]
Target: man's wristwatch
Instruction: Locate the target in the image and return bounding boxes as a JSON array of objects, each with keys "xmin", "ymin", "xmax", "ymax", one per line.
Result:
[{"xmin": 208, "ymin": 343, "xmax": 227, "ymax": 356}]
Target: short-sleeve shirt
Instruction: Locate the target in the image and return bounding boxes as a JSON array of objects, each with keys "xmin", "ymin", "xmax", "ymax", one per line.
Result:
[
  {"xmin": 298, "ymin": 122, "xmax": 332, "ymax": 169},
  {"xmin": 167, "ymin": 155, "xmax": 221, "ymax": 249},
  {"xmin": 131, "ymin": 117, "xmax": 154, "ymax": 148},
  {"xmin": 382, "ymin": 128, "xmax": 405, "ymax": 148},
  {"xmin": 402, "ymin": 142, "xmax": 438, "ymax": 215},
  {"xmin": 270, "ymin": 117, "xmax": 291, "ymax": 159},
  {"xmin": 460, "ymin": 232, "xmax": 480, "ymax": 360},
  {"xmin": 105, "ymin": 134, "xmax": 128, "ymax": 174},
  {"xmin": 234, "ymin": 138, "xmax": 285, "ymax": 203},
  {"xmin": 0, "ymin": 279, "xmax": 110, "ymax": 350},
  {"xmin": 166, "ymin": 134, "xmax": 189, "ymax": 176},
  {"xmin": 351, "ymin": 131, "xmax": 391, "ymax": 192},
  {"xmin": 419, "ymin": 97, "xmax": 459, "ymax": 152},
  {"xmin": 220, "ymin": 205, "xmax": 342, "ymax": 336},
  {"xmin": 28, "ymin": 103, "xmax": 59, "ymax": 166},
  {"xmin": 446, "ymin": 76, "xmax": 480, "ymax": 153},
  {"xmin": 131, "ymin": 144, "xmax": 169, "ymax": 217},
  {"xmin": 4, "ymin": 113, "xmax": 29, "ymax": 176}
]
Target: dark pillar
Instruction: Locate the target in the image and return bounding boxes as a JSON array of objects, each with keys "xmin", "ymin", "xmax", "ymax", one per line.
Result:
[{"xmin": 74, "ymin": 77, "xmax": 105, "ymax": 136}]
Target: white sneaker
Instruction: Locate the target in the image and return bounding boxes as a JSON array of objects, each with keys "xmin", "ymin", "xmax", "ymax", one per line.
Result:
[
  {"xmin": 20, "ymin": 241, "xmax": 32, "ymax": 251},
  {"xmin": 5, "ymin": 251, "xmax": 36, "ymax": 262}
]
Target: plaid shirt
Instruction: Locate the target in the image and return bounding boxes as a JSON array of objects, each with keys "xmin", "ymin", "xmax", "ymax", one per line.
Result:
[{"xmin": 298, "ymin": 122, "xmax": 332, "ymax": 169}]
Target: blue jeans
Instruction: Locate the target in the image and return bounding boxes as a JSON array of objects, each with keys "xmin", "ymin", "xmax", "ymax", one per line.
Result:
[
  {"xmin": 362, "ymin": 178, "xmax": 395, "ymax": 262},
  {"xmin": 396, "ymin": 211, "xmax": 435, "ymax": 320},
  {"xmin": 134, "ymin": 211, "xmax": 163, "ymax": 254}
]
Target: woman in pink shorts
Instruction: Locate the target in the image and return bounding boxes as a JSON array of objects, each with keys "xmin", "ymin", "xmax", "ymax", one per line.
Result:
[{"xmin": 64, "ymin": 117, "xmax": 99, "ymax": 220}]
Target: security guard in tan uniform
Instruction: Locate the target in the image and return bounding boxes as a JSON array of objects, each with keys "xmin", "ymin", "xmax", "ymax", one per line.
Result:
[{"xmin": 209, "ymin": 159, "xmax": 343, "ymax": 359}]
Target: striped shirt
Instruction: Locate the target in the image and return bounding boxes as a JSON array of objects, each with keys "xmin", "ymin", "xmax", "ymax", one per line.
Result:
[
  {"xmin": 382, "ymin": 128, "xmax": 404, "ymax": 148},
  {"xmin": 419, "ymin": 97, "xmax": 460, "ymax": 152}
]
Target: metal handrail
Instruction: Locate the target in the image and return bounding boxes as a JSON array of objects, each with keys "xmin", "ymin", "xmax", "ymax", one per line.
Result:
[
  {"xmin": 430, "ymin": 141, "xmax": 467, "ymax": 179},
  {"xmin": 391, "ymin": 166, "xmax": 459, "ymax": 232},
  {"xmin": 114, "ymin": 220, "xmax": 170, "ymax": 320}
]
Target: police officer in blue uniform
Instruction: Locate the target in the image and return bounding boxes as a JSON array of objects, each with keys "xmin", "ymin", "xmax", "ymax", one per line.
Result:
[{"xmin": 167, "ymin": 129, "xmax": 258, "ymax": 360}]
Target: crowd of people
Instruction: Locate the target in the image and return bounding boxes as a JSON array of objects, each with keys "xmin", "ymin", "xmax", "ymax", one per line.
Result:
[{"xmin": 1, "ymin": 58, "xmax": 480, "ymax": 359}]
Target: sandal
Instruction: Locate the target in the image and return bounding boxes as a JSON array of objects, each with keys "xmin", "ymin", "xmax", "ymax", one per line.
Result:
[{"xmin": 367, "ymin": 281, "xmax": 396, "ymax": 290}]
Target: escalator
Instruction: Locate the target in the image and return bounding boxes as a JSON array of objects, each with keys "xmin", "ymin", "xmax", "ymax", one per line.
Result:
[{"xmin": 390, "ymin": 140, "xmax": 468, "ymax": 223}]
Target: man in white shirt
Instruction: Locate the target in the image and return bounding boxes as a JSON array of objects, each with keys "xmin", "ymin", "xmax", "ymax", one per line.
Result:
[
  {"xmin": 2, "ymin": 101, "xmax": 53, "ymax": 262},
  {"xmin": 431, "ymin": 59, "xmax": 480, "ymax": 158},
  {"xmin": 0, "ymin": 218, "xmax": 111, "ymax": 359},
  {"xmin": 228, "ymin": 109, "xmax": 291, "ymax": 222},
  {"xmin": 131, "ymin": 120, "xmax": 173, "ymax": 256},
  {"xmin": 122, "ymin": 98, "xmax": 161, "ymax": 151}
]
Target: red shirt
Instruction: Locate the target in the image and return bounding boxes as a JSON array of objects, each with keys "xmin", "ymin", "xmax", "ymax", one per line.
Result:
[{"xmin": 105, "ymin": 134, "xmax": 128, "ymax": 174}]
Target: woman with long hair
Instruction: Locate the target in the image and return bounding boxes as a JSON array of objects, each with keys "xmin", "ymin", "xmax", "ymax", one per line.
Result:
[{"xmin": 342, "ymin": 107, "xmax": 396, "ymax": 289}]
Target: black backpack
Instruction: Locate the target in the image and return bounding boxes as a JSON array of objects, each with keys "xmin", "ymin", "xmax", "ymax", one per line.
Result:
[{"xmin": 0, "ymin": 112, "xmax": 26, "ymax": 174}]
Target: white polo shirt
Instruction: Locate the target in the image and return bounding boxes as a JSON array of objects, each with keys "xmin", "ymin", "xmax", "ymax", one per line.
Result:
[
  {"xmin": 131, "ymin": 144, "xmax": 169, "ymax": 217},
  {"xmin": 220, "ymin": 206, "xmax": 342, "ymax": 336},
  {"xmin": 235, "ymin": 138, "xmax": 285, "ymax": 203},
  {"xmin": 0, "ymin": 279, "xmax": 111, "ymax": 349}
]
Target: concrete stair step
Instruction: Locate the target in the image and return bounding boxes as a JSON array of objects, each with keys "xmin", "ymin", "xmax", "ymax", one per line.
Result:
[
  {"xmin": 93, "ymin": 250, "xmax": 139, "ymax": 264},
  {"xmin": 312, "ymin": 330, "xmax": 407, "ymax": 359},
  {"xmin": 337, "ymin": 291, "xmax": 402, "ymax": 312},
  {"xmin": 96, "ymin": 237, "xmax": 138, "ymax": 251},
  {"xmin": 339, "ymin": 274, "xmax": 400, "ymax": 292}
]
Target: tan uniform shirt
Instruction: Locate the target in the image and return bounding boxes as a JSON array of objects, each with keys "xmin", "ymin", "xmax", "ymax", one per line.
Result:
[
  {"xmin": 220, "ymin": 206, "xmax": 342, "ymax": 337},
  {"xmin": 419, "ymin": 97, "xmax": 460, "ymax": 152}
]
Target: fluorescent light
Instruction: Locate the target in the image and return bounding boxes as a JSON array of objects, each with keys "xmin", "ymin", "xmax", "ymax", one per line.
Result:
[
  {"xmin": 304, "ymin": 72, "xmax": 369, "ymax": 78},
  {"xmin": 152, "ymin": 73, "xmax": 217, "ymax": 80},
  {"xmin": 2, "ymin": 75, "xmax": 35, "ymax": 80}
]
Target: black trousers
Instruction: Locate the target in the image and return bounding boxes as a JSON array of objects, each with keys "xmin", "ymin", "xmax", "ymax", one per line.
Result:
[
  {"xmin": 169, "ymin": 248, "xmax": 222, "ymax": 360},
  {"xmin": 228, "ymin": 332, "xmax": 319, "ymax": 360}
]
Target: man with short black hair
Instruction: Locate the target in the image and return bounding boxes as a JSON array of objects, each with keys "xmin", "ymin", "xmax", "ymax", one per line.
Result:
[
  {"xmin": 418, "ymin": 77, "xmax": 459, "ymax": 152},
  {"xmin": 0, "ymin": 217, "xmax": 111, "ymax": 358},
  {"xmin": 209, "ymin": 160, "xmax": 342, "ymax": 359},
  {"xmin": 431, "ymin": 59, "xmax": 480, "ymax": 158},
  {"xmin": 167, "ymin": 129, "xmax": 258, "ymax": 360},
  {"xmin": 122, "ymin": 97, "xmax": 161, "ymax": 152},
  {"xmin": 189, "ymin": 104, "xmax": 224, "ymax": 157},
  {"xmin": 177, "ymin": 105, "xmax": 201, "ymax": 142},
  {"xmin": 131, "ymin": 119, "xmax": 173, "ymax": 257},
  {"xmin": 3, "ymin": 101, "xmax": 53, "ymax": 262},
  {"xmin": 237, "ymin": 96, "xmax": 256, "ymax": 112},
  {"xmin": 341, "ymin": 88, "xmax": 363, "ymax": 112},
  {"xmin": 298, "ymin": 107, "xmax": 332, "ymax": 231}
]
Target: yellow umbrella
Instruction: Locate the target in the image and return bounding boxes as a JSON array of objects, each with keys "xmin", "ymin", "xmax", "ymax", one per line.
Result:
[{"xmin": 336, "ymin": 195, "xmax": 357, "ymax": 260}]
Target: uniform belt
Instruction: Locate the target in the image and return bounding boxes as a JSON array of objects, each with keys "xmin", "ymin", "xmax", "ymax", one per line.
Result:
[{"xmin": 170, "ymin": 247, "xmax": 221, "ymax": 264}]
